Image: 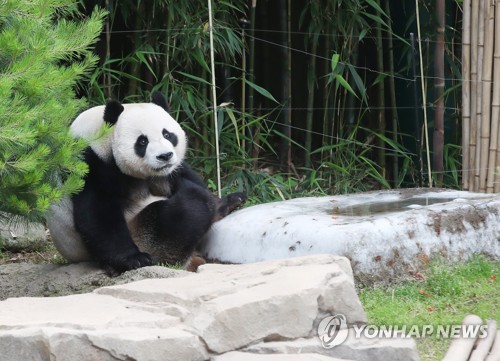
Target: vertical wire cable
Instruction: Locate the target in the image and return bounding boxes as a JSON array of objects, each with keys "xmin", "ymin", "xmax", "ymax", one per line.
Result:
[
  {"xmin": 415, "ymin": 0, "xmax": 433, "ymax": 188},
  {"xmin": 207, "ymin": 0, "xmax": 222, "ymax": 197}
]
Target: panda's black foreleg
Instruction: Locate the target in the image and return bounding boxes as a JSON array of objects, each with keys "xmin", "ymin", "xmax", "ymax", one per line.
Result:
[
  {"xmin": 71, "ymin": 147, "xmax": 155, "ymax": 275},
  {"xmin": 73, "ymin": 186, "xmax": 153, "ymax": 275},
  {"xmin": 169, "ymin": 162, "xmax": 246, "ymax": 221},
  {"xmin": 130, "ymin": 179, "xmax": 217, "ymax": 266},
  {"xmin": 213, "ymin": 192, "xmax": 247, "ymax": 221}
]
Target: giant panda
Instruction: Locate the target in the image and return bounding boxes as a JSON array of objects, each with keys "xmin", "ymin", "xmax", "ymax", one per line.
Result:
[{"xmin": 48, "ymin": 92, "xmax": 245, "ymax": 274}]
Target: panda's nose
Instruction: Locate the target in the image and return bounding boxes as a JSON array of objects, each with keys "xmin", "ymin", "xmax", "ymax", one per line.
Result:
[{"xmin": 157, "ymin": 152, "xmax": 173, "ymax": 162}]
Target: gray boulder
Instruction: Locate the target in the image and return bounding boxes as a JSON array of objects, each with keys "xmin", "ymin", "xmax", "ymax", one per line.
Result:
[{"xmin": 0, "ymin": 255, "xmax": 419, "ymax": 361}]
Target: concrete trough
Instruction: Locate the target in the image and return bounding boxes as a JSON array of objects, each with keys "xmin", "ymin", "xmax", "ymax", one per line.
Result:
[{"xmin": 201, "ymin": 189, "xmax": 500, "ymax": 280}]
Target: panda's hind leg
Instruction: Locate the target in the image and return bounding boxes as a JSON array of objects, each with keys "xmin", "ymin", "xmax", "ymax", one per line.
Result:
[{"xmin": 129, "ymin": 180, "xmax": 216, "ymax": 267}]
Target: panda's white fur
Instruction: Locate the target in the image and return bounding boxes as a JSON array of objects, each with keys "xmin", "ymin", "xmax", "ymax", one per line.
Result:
[
  {"xmin": 70, "ymin": 102, "xmax": 187, "ymax": 179},
  {"xmin": 47, "ymin": 197, "xmax": 90, "ymax": 262},
  {"xmin": 49, "ymin": 100, "xmax": 187, "ymax": 264}
]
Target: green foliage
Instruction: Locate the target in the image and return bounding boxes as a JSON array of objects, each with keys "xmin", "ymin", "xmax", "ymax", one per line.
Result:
[
  {"xmin": 359, "ymin": 255, "xmax": 499, "ymax": 360},
  {"xmin": 79, "ymin": 1, "xmax": 463, "ymax": 199},
  {"xmin": 0, "ymin": 0, "xmax": 105, "ymax": 222},
  {"xmin": 83, "ymin": 0, "xmax": 245, "ymax": 104}
]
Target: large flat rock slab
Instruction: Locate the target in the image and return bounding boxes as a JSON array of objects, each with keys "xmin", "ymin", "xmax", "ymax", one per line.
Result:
[
  {"xmin": 0, "ymin": 255, "xmax": 418, "ymax": 361},
  {"xmin": 244, "ymin": 332, "xmax": 420, "ymax": 361},
  {"xmin": 201, "ymin": 189, "xmax": 500, "ymax": 280}
]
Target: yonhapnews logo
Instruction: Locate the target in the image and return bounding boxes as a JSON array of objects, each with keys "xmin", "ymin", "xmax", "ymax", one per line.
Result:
[
  {"xmin": 317, "ymin": 314, "xmax": 349, "ymax": 349},
  {"xmin": 317, "ymin": 314, "xmax": 489, "ymax": 349}
]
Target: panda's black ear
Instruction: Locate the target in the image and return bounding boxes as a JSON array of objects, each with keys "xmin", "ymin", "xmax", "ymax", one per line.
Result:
[
  {"xmin": 103, "ymin": 100, "xmax": 124, "ymax": 125},
  {"xmin": 151, "ymin": 92, "xmax": 169, "ymax": 112}
]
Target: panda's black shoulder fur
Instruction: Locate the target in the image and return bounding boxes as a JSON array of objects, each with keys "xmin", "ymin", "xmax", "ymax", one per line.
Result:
[
  {"xmin": 79, "ymin": 147, "xmax": 126, "ymax": 195},
  {"xmin": 71, "ymin": 144, "xmax": 219, "ymax": 273},
  {"xmin": 166, "ymin": 162, "xmax": 206, "ymax": 192},
  {"xmin": 72, "ymin": 147, "xmax": 146, "ymax": 269}
]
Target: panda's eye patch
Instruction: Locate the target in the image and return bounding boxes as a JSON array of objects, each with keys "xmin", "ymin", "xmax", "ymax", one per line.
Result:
[
  {"xmin": 137, "ymin": 135, "xmax": 148, "ymax": 146},
  {"xmin": 162, "ymin": 129, "xmax": 178, "ymax": 146},
  {"xmin": 134, "ymin": 135, "xmax": 148, "ymax": 158}
]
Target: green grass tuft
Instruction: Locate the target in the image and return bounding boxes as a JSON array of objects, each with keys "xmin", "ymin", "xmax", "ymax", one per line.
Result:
[{"xmin": 359, "ymin": 255, "xmax": 499, "ymax": 361}]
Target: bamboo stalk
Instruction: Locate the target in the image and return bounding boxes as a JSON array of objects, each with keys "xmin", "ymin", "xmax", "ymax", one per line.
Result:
[
  {"xmin": 248, "ymin": 0, "xmax": 256, "ymax": 113},
  {"xmin": 386, "ymin": 1, "xmax": 399, "ymax": 185},
  {"xmin": 104, "ymin": 0, "xmax": 112, "ymax": 98},
  {"xmin": 247, "ymin": 0, "xmax": 257, "ymax": 159},
  {"xmin": 286, "ymin": 0, "xmax": 292, "ymax": 171},
  {"xmin": 494, "ymin": 0, "xmax": 500, "ymax": 193},
  {"xmin": 129, "ymin": 5, "xmax": 143, "ymax": 95},
  {"xmin": 411, "ymin": 33, "xmax": 423, "ymax": 187},
  {"xmin": 207, "ymin": 0, "xmax": 222, "ymax": 197},
  {"xmin": 433, "ymin": 0, "xmax": 445, "ymax": 187},
  {"xmin": 321, "ymin": 21, "xmax": 332, "ymax": 186},
  {"xmin": 479, "ymin": 0, "xmax": 495, "ymax": 192},
  {"xmin": 279, "ymin": 0, "xmax": 291, "ymax": 170},
  {"xmin": 201, "ymin": 69, "xmax": 210, "ymax": 157},
  {"xmin": 474, "ymin": 0, "xmax": 485, "ymax": 191},
  {"xmin": 462, "ymin": 0, "xmax": 471, "ymax": 190},
  {"xmin": 305, "ymin": 39, "xmax": 318, "ymax": 168},
  {"xmin": 375, "ymin": 0, "xmax": 386, "ymax": 181},
  {"xmin": 321, "ymin": 31, "xmax": 330, "ymax": 154},
  {"xmin": 415, "ymin": 0, "xmax": 433, "ymax": 188},
  {"xmin": 241, "ymin": 23, "xmax": 246, "ymax": 155},
  {"xmin": 469, "ymin": 0, "xmax": 479, "ymax": 190},
  {"xmin": 487, "ymin": 0, "xmax": 500, "ymax": 193}
]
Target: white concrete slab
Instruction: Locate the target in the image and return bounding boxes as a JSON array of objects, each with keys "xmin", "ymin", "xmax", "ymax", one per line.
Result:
[{"xmin": 201, "ymin": 189, "xmax": 500, "ymax": 279}]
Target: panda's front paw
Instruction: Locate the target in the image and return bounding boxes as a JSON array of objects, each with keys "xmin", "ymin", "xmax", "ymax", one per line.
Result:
[
  {"xmin": 103, "ymin": 251, "xmax": 154, "ymax": 276},
  {"xmin": 213, "ymin": 192, "xmax": 247, "ymax": 221},
  {"xmin": 225, "ymin": 192, "xmax": 247, "ymax": 212}
]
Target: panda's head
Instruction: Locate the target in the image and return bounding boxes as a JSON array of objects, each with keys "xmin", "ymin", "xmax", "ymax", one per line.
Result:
[{"xmin": 101, "ymin": 92, "xmax": 187, "ymax": 179}]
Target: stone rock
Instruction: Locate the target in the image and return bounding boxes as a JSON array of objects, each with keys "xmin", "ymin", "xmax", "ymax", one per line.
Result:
[
  {"xmin": 213, "ymin": 352, "xmax": 352, "ymax": 361},
  {"xmin": 0, "ymin": 327, "xmax": 208, "ymax": 361},
  {"xmin": 96, "ymin": 255, "xmax": 367, "ymax": 354},
  {"xmin": 0, "ymin": 255, "xmax": 401, "ymax": 361},
  {"xmin": 201, "ymin": 189, "xmax": 500, "ymax": 281},
  {"xmin": 0, "ymin": 219, "xmax": 47, "ymax": 252},
  {"xmin": 244, "ymin": 333, "xmax": 420, "ymax": 361},
  {"xmin": 0, "ymin": 262, "xmax": 188, "ymax": 300}
]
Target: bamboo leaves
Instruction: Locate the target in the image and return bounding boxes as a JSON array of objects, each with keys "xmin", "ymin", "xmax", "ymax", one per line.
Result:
[
  {"xmin": 328, "ymin": 53, "xmax": 358, "ymax": 98},
  {"xmin": 243, "ymin": 79, "xmax": 279, "ymax": 104}
]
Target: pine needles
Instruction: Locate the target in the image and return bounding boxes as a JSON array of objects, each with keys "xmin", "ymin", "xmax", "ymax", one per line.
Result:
[{"xmin": 0, "ymin": 0, "xmax": 105, "ymax": 222}]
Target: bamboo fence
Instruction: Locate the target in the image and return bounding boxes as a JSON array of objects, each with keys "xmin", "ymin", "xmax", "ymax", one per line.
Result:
[{"xmin": 462, "ymin": 0, "xmax": 500, "ymax": 193}]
